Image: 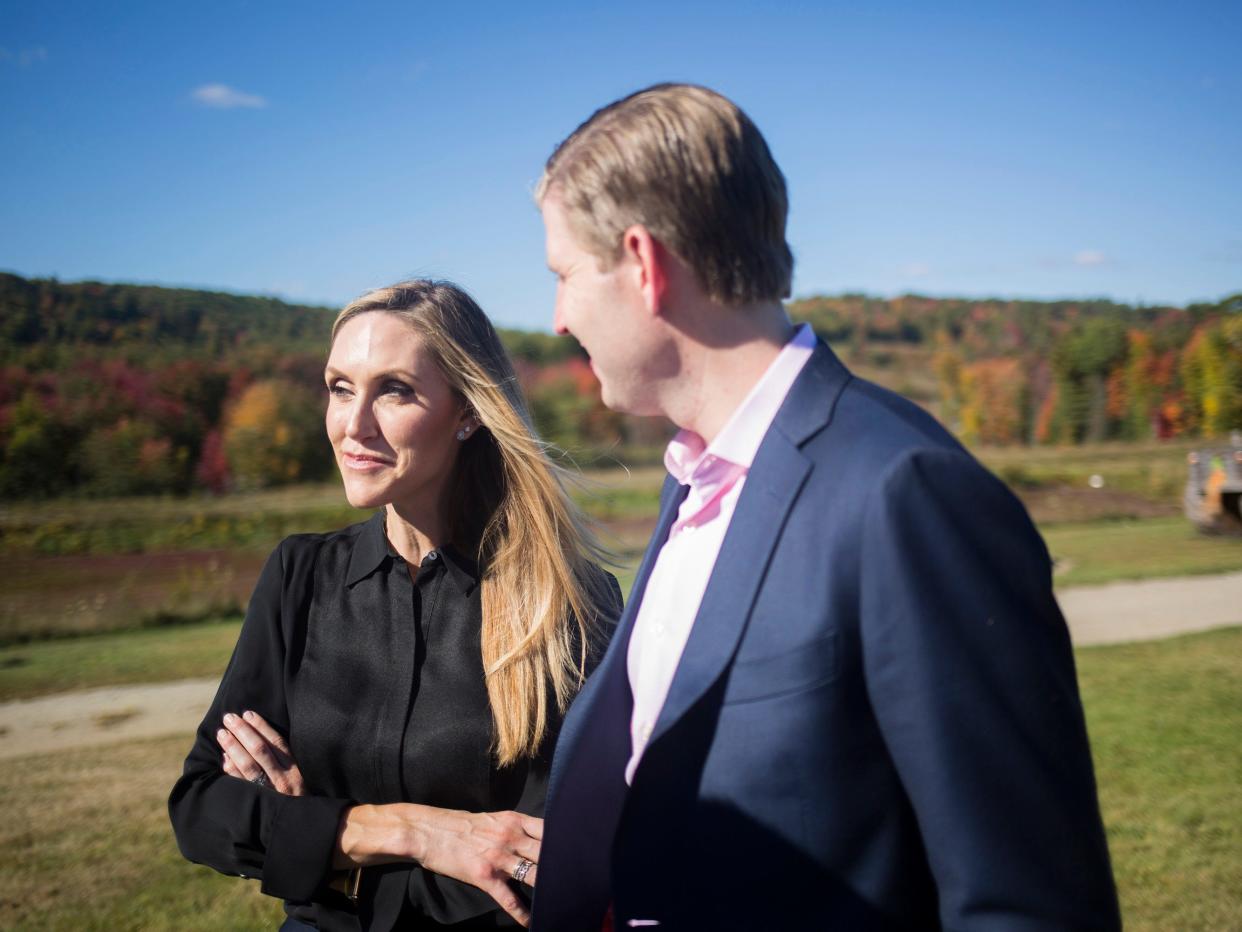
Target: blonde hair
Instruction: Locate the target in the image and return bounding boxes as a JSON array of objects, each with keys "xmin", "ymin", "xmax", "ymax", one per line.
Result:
[
  {"xmin": 535, "ymin": 82, "xmax": 793, "ymax": 306},
  {"xmin": 332, "ymin": 281, "xmax": 613, "ymax": 765}
]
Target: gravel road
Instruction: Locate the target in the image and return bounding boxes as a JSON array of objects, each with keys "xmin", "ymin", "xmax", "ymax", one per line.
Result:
[{"xmin": 2, "ymin": 571, "xmax": 1239, "ymax": 761}]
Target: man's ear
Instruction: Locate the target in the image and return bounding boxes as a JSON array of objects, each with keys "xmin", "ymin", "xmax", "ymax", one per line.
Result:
[{"xmin": 621, "ymin": 224, "xmax": 669, "ymax": 317}]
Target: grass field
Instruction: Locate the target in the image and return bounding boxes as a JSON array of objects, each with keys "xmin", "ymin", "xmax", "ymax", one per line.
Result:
[
  {"xmin": 0, "ymin": 619, "xmax": 244, "ymax": 702},
  {"xmin": 1076, "ymin": 627, "xmax": 1242, "ymax": 930},
  {"xmin": 0, "ymin": 734, "xmax": 280, "ymax": 931},
  {"xmin": 2, "ymin": 509, "xmax": 1240, "ymax": 701},
  {"xmin": 976, "ymin": 438, "xmax": 1199, "ymax": 504},
  {"xmin": 0, "ymin": 627, "xmax": 1237, "ymax": 930},
  {"xmin": 1047, "ymin": 517, "xmax": 1242, "ymax": 588},
  {"xmin": 4, "ymin": 439, "xmax": 1238, "ymax": 647}
]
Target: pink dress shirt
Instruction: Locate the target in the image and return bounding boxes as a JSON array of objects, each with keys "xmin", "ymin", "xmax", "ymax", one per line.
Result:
[{"xmin": 625, "ymin": 323, "xmax": 816, "ymax": 783}]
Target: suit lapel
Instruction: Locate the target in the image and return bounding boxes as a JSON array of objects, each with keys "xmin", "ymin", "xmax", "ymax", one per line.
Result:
[
  {"xmin": 646, "ymin": 341, "xmax": 851, "ymax": 752},
  {"xmin": 547, "ymin": 473, "xmax": 689, "ymax": 801}
]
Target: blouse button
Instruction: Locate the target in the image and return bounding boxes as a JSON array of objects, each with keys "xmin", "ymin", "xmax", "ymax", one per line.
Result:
[{"xmin": 426, "ymin": 550, "xmax": 439, "ymax": 562}]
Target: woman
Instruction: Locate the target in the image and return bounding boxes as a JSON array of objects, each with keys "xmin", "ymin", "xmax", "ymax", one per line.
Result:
[{"xmin": 169, "ymin": 280, "xmax": 621, "ymax": 931}]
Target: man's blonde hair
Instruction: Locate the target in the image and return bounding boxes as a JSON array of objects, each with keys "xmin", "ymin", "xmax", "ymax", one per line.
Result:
[{"xmin": 536, "ymin": 83, "xmax": 793, "ymax": 306}]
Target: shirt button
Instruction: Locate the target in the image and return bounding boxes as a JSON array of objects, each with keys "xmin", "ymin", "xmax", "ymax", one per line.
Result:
[{"xmin": 426, "ymin": 550, "xmax": 438, "ymax": 561}]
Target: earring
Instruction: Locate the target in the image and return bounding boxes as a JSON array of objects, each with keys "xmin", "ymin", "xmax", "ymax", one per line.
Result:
[{"xmin": 456, "ymin": 428, "xmax": 469, "ymax": 441}]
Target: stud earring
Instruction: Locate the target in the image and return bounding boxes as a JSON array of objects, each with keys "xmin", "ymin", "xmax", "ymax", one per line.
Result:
[{"xmin": 456, "ymin": 427, "xmax": 469, "ymax": 441}]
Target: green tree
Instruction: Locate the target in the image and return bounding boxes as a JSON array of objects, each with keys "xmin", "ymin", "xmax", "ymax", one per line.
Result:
[
  {"xmin": 0, "ymin": 393, "xmax": 76, "ymax": 498},
  {"xmin": 222, "ymin": 380, "xmax": 332, "ymax": 490}
]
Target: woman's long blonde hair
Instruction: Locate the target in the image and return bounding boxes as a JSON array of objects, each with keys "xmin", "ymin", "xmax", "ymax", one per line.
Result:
[{"xmin": 332, "ymin": 280, "xmax": 613, "ymax": 765}]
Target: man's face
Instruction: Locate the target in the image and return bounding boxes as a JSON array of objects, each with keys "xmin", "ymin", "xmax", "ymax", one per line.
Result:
[{"xmin": 542, "ymin": 192, "xmax": 661, "ymax": 415}]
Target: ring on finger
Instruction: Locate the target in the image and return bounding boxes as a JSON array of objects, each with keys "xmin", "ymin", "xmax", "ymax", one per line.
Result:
[
  {"xmin": 512, "ymin": 857, "xmax": 534, "ymax": 884},
  {"xmin": 250, "ymin": 772, "xmax": 270, "ymax": 788}
]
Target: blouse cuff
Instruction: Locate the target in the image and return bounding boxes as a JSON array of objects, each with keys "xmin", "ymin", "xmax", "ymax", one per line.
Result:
[{"xmin": 261, "ymin": 793, "xmax": 354, "ymax": 901}]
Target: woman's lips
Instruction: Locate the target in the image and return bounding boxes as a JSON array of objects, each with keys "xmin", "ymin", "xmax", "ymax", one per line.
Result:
[{"xmin": 342, "ymin": 453, "xmax": 392, "ymax": 472}]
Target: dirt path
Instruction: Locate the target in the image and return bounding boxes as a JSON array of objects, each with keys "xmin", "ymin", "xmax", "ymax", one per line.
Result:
[
  {"xmin": 0, "ymin": 676, "xmax": 218, "ymax": 761},
  {"xmin": 2, "ymin": 572, "xmax": 1239, "ymax": 761}
]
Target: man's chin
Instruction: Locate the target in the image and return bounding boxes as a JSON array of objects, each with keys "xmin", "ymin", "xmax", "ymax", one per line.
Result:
[{"xmin": 599, "ymin": 383, "xmax": 660, "ymax": 418}]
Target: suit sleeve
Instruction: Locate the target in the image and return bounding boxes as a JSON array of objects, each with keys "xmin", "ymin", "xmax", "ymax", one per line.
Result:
[
  {"xmin": 167, "ymin": 540, "xmax": 354, "ymax": 903},
  {"xmin": 859, "ymin": 448, "xmax": 1121, "ymax": 930}
]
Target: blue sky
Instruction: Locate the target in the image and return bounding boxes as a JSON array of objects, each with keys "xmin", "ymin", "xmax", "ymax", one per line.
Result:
[{"xmin": 2, "ymin": 0, "xmax": 1239, "ymax": 330}]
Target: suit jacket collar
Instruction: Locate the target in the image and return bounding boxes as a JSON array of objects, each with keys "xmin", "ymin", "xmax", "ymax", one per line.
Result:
[
  {"xmin": 545, "ymin": 473, "xmax": 689, "ymax": 802},
  {"xmin": 547, "ymin": 339, "xmax": 852, "ymax": 798},
  {"xmin": 643, "ymin": 338, "xmax": 851, "ymax": 756}
]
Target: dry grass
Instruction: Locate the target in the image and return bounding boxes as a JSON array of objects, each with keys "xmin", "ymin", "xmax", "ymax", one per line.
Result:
[
  {"xmin": 2, "ymin": 630, "xmax": 1240, "ymax": 929},
  {"xmin": 0, "ymin": 734, "xmax": 281, "ymax": 931}
]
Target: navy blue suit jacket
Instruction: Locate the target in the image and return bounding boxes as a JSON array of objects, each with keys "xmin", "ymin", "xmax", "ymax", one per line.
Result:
[{"xmin": 533, "ymin": 341, "xmax": 1120, "ymax": 931}]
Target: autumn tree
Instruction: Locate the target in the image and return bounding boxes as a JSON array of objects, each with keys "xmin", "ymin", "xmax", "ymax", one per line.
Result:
[
  {"xmin": 222, "ymin": 380, "xmax": 331, "ymax": 490},
  {"xmin": 1181, "ymin": 317, "xmax": 1242, "ymax": 438}
]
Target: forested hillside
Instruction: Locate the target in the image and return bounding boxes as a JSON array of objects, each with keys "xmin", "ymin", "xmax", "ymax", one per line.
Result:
[{"xmin": 1, "ymin": 272, "xmax": 1238, "ymax": 499}]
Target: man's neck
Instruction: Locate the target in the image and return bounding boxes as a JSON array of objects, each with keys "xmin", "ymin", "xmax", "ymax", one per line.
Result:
[{"xmin": 664, "ymin": 301, "xmax": 795, "ymax": 445}]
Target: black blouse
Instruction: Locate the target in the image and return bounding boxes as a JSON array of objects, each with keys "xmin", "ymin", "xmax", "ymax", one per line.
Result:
[{"xmin": 168, "ymin": 512, "xmax": 620, "ymax": 932}]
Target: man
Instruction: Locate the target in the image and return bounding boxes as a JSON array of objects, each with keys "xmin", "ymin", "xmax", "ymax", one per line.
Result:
[{"xmin": 532, "ymin": 83, "xmax": 1120, "ymax": 930}]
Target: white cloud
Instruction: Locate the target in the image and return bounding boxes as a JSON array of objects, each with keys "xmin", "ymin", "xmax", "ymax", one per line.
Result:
[
  {"xmin": 191, "ymin": 83, "xmax": 268, "ymax": 109},
  {"xmin": 1073, "ymin": 250, "xmax": 1107, "ymax": 267},
  {"xmin": 1, "ymin": 46, "xmax": 48, "ymax": 67}
]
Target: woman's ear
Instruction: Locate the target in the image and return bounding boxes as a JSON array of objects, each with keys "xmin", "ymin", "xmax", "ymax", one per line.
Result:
[{"xmin": 455, "ymin": 409, "xmax": 479, "ymax": 441}]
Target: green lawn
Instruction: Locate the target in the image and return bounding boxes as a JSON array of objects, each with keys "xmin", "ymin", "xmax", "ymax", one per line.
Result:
[
  {"xmin": 4, "ymin": 510, "xmax": 1241, "ymax": 702},
  {"xmin": 1046, "ymin": 517, "xmax": 1242, "ymax": 588},
  {"xmin": 0, "ymin": 618, "xmax": 243, "ymax": 701},
  {"xmin": 0, "ymin": 734, "xmax": 280, "ymax": 931},
  {"xmin": 976, "ymin": 438, "xmax": 1199, "ymax": 503},
  {"xmin": 1076, "ymin": 627, "xmax": 1242, "ymax": 930},
  {"xmin": 0, "ymin": 472, "xmax": 667, "ymax": 558},
  {"xmin": 0, "ymin": 628, "xmax": 1238, "ymax": 929}
]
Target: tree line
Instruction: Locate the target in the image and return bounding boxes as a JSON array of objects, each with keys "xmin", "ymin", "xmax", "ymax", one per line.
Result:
[
  {"xmin": 1, "ymin": 273, "xmax": 1238, "ymax": 499},
  {"xmin": 789, "ymin": 291, "xmax": 1241, "ymax": 445}
]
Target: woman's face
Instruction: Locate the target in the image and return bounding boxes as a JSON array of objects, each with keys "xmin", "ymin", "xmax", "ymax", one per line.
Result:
[{"xmin": 325, "ymin": 311, "xmax": 475, "ymax": 513}]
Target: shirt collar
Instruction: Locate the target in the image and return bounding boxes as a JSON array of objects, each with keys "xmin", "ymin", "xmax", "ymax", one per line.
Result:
[
  {"xmin": 345, "ymin": 510, "xmax": 478, "ymax": 595},
  {"xmin": 664, "ymin": 322, "xmax": 817, "ymax": 484}
]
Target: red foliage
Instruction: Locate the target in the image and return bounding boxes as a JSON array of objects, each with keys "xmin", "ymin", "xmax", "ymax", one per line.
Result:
[{"xmin": 195, "ymin": 429, "xmax": 229, "ymax": 493}]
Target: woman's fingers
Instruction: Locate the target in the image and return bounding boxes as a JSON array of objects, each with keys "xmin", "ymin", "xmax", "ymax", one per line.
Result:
[
  {"xmin": 216, "ymin": 712, "xmax": 305, "ymax": 795},
  {"xmin": 222, "ymin": 713, "xmax": 286, "ymax": 772},
  {"xmin": 520, "ymin": 814, "xmax": 544, "ymax": 840},
  {"xmin": 217, "ymin": 727, "xmax": 263, "ymax": 781},
  {"xmin": 482, "ymin": 873, "xmax": 532, "ymax": 927},
  {"xmin": 240, "ymin": 709, "xmax": 293, "ymax": 757},
  {"xmin": 508, "ymin": 834, "xmax": 541, "ymax": 864},
  {"xmin": 510, "ymin": 855, "xmax": 538, "ymax": 888}
]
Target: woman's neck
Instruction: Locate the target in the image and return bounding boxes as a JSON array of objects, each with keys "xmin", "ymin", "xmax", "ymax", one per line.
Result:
[{"xmin": 384, "ymin": 501, "xmax": 446, "ymax": 566}]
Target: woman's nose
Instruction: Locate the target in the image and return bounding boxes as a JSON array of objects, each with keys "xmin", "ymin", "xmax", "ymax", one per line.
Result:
[{"xmin": 345, "ymin": 400, "xmax": 377, "ymax": 440}]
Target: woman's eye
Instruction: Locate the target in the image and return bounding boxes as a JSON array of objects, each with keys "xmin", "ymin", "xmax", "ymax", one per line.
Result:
[
  {"xmin": 383, "ymin": 381, "xmax": 414, "ymax": 397},
  {"xmin": 328, "ymin": 383, "xmax": 352, "ymax": 398}
]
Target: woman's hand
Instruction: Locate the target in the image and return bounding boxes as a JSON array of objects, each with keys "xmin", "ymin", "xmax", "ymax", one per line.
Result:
[
  {"xmin": 338, "ymin": 803, "xmax": 543, "ymax": 926},
  {"xmin": 216, "ymin": 710, "xmax": 306, "ymax": 796}
]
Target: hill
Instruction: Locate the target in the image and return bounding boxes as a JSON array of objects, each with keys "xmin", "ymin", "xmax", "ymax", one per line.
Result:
[{"xmin": 0, "ymin": 272, "xmax": 1238, "ymax": 498}]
